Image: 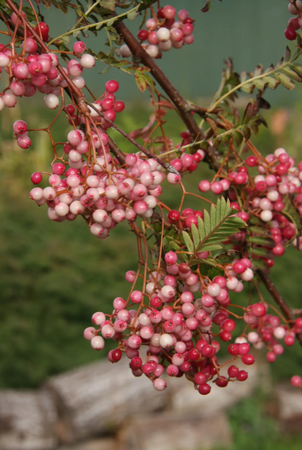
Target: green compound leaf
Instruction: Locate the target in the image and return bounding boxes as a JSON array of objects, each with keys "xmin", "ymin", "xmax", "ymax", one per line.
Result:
[
  {"xmin": 191, "ymin": 224, "xmax": 200, "ymax": 249},
  {"xmin": 209, "ymin": 42, "xmax": 302, "ymax": 112},
  {"xmin": 182, "ymin": 231, "xmax": 194, "ymax": 253},
  {"xmin": 182, "ymin": 198, "xmax": 246, "ymax": 256}
]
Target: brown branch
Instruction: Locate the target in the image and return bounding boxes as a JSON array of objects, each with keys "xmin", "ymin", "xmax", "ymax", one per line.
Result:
[
  {"xmin": 257, "ymin": 269, "xmax": 302, "ymax": 347},
  {"xmin": 2, "ymin": 2, "xmax": 129, "ymax": 166},
  {"xmin": 86, "ymin": 102, "xmax": 179, "ymax": 174},
  {"xmin": 114, "ymin": 21, "xmax": 221, "ymax": 171}
]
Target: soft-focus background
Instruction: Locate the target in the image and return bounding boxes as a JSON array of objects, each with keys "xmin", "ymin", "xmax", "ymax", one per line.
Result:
[{"xmin": 1, "ymin": 1, "xmax": 302, "ymax": 449}]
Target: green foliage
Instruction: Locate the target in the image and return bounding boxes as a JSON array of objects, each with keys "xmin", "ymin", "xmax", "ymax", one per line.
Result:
[
  {"xmin": 213, "ymin": 390, "xmax": 302, "ymax": 450},
  {"xmin": 182, "ymin": 197, "xmax": 246, "ymax": 255},
  {"xmin": 209, "ymin": 40, "xmax": 302, "ymax": 112}
]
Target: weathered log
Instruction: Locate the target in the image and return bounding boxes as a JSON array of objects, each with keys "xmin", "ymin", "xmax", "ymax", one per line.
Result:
[
  {"xmin": 0, "ymin": 389, "xmax": 57, "ymax": 450},
  {"xmin": 43, "ymin": 358, "xmax": 167, "ymax": 443},
  {"xmin": 118, "ymin": 411, "xmax": 232, "ymax": 450}
]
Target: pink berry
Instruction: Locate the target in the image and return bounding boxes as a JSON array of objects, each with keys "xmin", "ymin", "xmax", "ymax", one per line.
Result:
[
  {"xmin": 17, "ymin": 134, "xmax": 31, "ymax": 149},
  {"xmin": 13, "ymin": 120, "xmax": 27, "ymax": 135},
  {"xmin": 73, "ymin": 41, "xmax": 86, "ymax": 55},
  {"xmin": 291, "ymin": 375, "xmax": 302, "ymax": 387},
  {"xmin": 105, "ymin": 80, "xmax": 119, "ymax": 93},
  {"xmin": 162, "ymin": 5, "xmax": 176, "ymax": 20}
]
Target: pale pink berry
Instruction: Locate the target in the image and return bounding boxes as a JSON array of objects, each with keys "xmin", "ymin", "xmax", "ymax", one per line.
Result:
[
  {"xmin": 162, "ymin": 5, "xmax": 176, "ymax": 19},
  {"xmin": 80, "ymin": 54, "xmax": 95, "ymax": 69},
  {"xmin": 72, "ymin": 76, "xmax": 85, "ymax": 89},
  {"xmin": 44, "ymin": 94, "xmax": 59, "ymax": 109},
  {"xmin": 3, "ymin": 90, "xmax": 17, "ymax": 107},
  {"xmin": 159, "ymin": 333, "xmax": 173, "ymax": 348},
  {"xmin": 120, "ymin": 44, "xmax": 132, "ymax": 57},
  {"xmin": 101, "ymin": 324, "xmax": 115, "ymax": 339},
  {"xmin": 0, "ymin": 52, "xmax": 10, "ymax": 67},
  {"xmin": 131, "ymin": 290, "xmax": 143, "ymax": 304},
  {"xmin": 23, "ymin": 38, "xmax": 38, "ymax": 54},
  {"xmin": 145, "ymin": 45, "xmax": 159, "ymax": 58},
  {"xmin": 83, "ymin": 327, "xmax": 96, "ymax": 340},
  {"xmin": 127, "ymin": 335, "xmax": 142, "ymax": 349},
  {"xmin": 157, "ymin": 27, "xmax": 170, "ymax": 41},
  {"xmin": 91, "ymin": 335, "xmax": 105, "ymax": 350},
  {"xmin": 67, "ymin": 129, "xmax": 83, "ymax": 146}
]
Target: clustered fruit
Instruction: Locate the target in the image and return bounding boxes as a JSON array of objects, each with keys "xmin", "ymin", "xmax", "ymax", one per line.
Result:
[
  {"xmin": 2, "ymin": 2, "xmax": 302, "ymax": 395},
  {"xmin": 84, "ymin": 251, "xmax": 302, "ymax": 393},
  {"xmin": 120, "ymin": 6, "xmax": 194, "ymax": 59},
  {"xmin": 285, "ymin": 0, "xmax": 302, "ymax": 40}
]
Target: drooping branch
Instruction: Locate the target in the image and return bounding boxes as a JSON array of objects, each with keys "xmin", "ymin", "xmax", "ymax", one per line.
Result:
[{"xmin": 257, "ymin": 269, "xmax": 302, "ymax": 347}]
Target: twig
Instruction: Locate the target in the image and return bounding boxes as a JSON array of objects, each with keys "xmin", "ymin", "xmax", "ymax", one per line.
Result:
[
  {"xmin": 257, "ymin": 269, "xmax": 302, "ymax": 347},
  {"xmin": 114, "ymin": 21, "xmax": 221, "ymax": 171}
]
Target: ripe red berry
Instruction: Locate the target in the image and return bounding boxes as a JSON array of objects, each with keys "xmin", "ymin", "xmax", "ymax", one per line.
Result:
[
  {"xmin": 242, "ymin": 354, "xmax": 255, "ymax": 365},
  {"xmin": 105, "ymin": 80, "xmax": 119, "ymax": 93},
  {"xmin": 216, "ymin": 376, "xmax": 228, "ymax": 388},
  {"xmin": 228, "ymin": 365, "xmax": 239, "ymax": 378},
  {"xmin": 198, "ymin": 383, "xmax": 211, "ymax": 395},
  {"xmin": 31, "ymin": 172, "xmax": 42, "ymax": 184},
  {"xmin": 167, "ymin": 210, "xmax": 180, "ymax": 223},
  {"xmin": 35, "ymin": 22, "xmax": 49, "ymax": 41},
  {"xmin": 111, "ymin": 348, "xmax": 122, "ymax": 362},
  {"xmin": 194, "ymin": 372, "xmax": 207, "ymax": 385},
  {"xmin": 285, "ymin": 27, "xmax": 297, "ymax": 41},
  {"xmin": 288, "ymin": 17, "xmax": 300, "ymax": 30},
  {"xmin": 228, "ymin": 343, "xmax": 239, "ymax": 356},
  {"xmin": 251, "ymin": 303, "xmax": 266, "ymax": 317},
  {"xmin": 237, "ymin": 370, "xmax": 248, "ymax": 381}
]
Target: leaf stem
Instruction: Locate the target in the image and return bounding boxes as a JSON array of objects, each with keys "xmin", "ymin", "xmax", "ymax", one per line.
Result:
[{"xmin": 208, "ymin": 51, "xmax": 302, "ymax": 112}]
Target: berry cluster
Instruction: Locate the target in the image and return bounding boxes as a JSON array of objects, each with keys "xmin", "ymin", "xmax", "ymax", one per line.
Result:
[
  {"xmin": 196, "ymin": 147, "xmax": 302, "ymax": 265},
  {"xmin": 2, "ymin": 1, "xmax": 302, "ymax": 398},
  {"xmin": 120, "ymin": 6, "xmax": 194, "ymax": 59},
  {"xmin": 0, "ymin": 17, "xmax": 97, "ymax": 124},
  {"xmin": 30, "ymin": 142, "xmax": 181, "ymax": 237},
  {"xmin": 285, "ymin": 1, "xmax": 302, "ymax": 40},
  {"xmin": 84, "ymin": 252, "xmax": 259, "ymax": 393}
]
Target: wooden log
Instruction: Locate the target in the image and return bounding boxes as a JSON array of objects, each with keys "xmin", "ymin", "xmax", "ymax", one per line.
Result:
[
  {"xmin": 118, "ymin": 411, "xmax": 232, "ymax": 450},
  {"xmin": 0, "ymin": 389, "xmax": 57, "ymax": 450},
  {"xmin": 43, "ymin": 358, "xmax": 167, "ymax": 443}
]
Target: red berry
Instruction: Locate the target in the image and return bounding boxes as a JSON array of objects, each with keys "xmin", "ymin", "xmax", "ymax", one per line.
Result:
[
  {"xmin": 246, "ymin": 156, "xmax": 258, "ymax": 167},
  {"xmin": 285, "ymin": 27, "xmax": 297, "ymax": 41},
  {"xmin": 31, "ymin": 172, "xmax": 42, "ymax": 184},
  {"xmin": 237, "ymin": 370, "xmax": 248, "ymax": 381},
  {"xmin": 167, "ymin": 210, "xmax": 180, "ymax": 223},
  {"xmin": 105, "ymin": 80, "xmax": 119, "ymax": 93},
  {"xmin": 242, "ymin": 354, "xmax": 255, "ymax": 365},
  {"xmin": 251, "ymin": 303, "xmax": 266, "ymax": 317},
  {"xmin": 35, "ymin": 22, "xmax": 49, "ymax": 41},
  {"xmin": 111, "ymin": 348, "xmax": 122, "ymax": 362},
  {"xmin": 198, "ymin": 383, "xmax": 211, "ymax": 395},
  {"xmin": 228, "ymin": 343, "xmax": 239, "ymax": 356},
  {"xmin": 137, "ymin": 29, "xmax": 149, "ymax": 41},
  {"xmin": 228, "ymin": 365, "xmax": 239, "ymax": 378},
  {"xmin": 288, "ymin": 17, "xmax": 300, "ymax": 30},
  {"xmin": 114, "ymin": 101, "xmax": 125, "ymax": 113},
  {"xmin": 216, "ymin": 376, "xmax": 228, "ymax": 388},
  {"xmin": 194, "ymin": 372, "xmax": 207, "ymax": 385}
]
